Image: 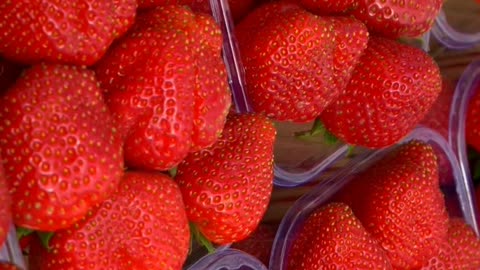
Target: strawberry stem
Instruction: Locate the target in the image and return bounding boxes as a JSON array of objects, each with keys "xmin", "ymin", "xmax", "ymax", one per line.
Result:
[{"xmin": 189, "ymin": 223, "xmax": 215, "ymax": 254}]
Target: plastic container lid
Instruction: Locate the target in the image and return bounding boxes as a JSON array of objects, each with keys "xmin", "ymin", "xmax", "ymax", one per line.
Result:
[
  {"xmin": 448, "ymin": 59, "xmax": 480, "ymax": 225},
  {"xmin": 432, "ymin": 1, "xmax": 480, "ymax": 50},
  {"xmin": 269, "ymin": 127, "xmax": 480, "ymax": 269},
  {"xmin": 0, "ymin": 224, "xmax": 26, "ymax": 269},
  {"xmin": 186, "ymin": 248, "xmax": 268, "ymax": 270}
]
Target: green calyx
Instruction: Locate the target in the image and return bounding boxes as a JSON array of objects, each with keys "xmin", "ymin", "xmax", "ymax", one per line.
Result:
[
  {"xmin": 189, "ymin": 223, "xmax": 215, "ymax": 254},
  {"xmin": 16, "ymin": 227, "xmax": 54, "ymax": 251},
  {"xmin": 295, "ymin": 118, "xmax": 339, "ymax": 145}
]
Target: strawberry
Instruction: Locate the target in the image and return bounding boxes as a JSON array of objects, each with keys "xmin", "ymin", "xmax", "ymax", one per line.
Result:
[
  {"xmin": 95, "ymin": 5, "xmax": 230, "ymax": 171},
  {"xmin": 420, "ymin": 78, "xmax": 455, "ymax": 139},
  {"xmin": 335, "ymin": 140, "xmax": 449, "ymax": 269},
  {"xmin": 319, "ymin": 37, "xmax": 442, "ymax": 148},
  {"xmin": 231, "ymin": 224, "xmax": 277, "ymax": 267},
  {"xmin": 0, "ymin": 263, "xmax": 19, "ymax": 270},
  {"xmin": 0, "ymin": 64, "xmax": 124, "ymax": 231},
  {"xmin": 175, "ymin": 113, "xmax": 275, "ymax": 244},
  {"xmin": 235, "ymin": 2, "xmax": 338, "ymax": 123},
  {"xmin": 299, "ymin": 0, "xmax": 358, "ymax": 15},
  {"xmin": 466, "ymin": 84, "xmax": 480, "ymax": 153},
  {"xmin": 29, "ymin": 171, "xmax": 190, "ymax": 270},
  {"xmin": 288, "ymin": 202, "xmax": 392, "ymax": 269},
  {"xmin": 0, "ymin": 158, "xmax": 11, "ymax": 247},
  {"xmin": 421, "ymin": 218, "xmax": 480, "ymax": 269},
  {"xmin": 351, "ymin": 0, "xmax": 443, "ymax": 38},
  {"xmin": 0, "ymin": 0, "xmax": 137, "ymax": 66}
]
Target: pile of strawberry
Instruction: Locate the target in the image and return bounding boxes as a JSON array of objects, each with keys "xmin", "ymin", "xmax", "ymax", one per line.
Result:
[
  {"xmin": 0, "ymin": 0, "xmax": 479, "ymax": 269},
  {"xmin": 0, "ymin": 1, "xmax": 276, "ymax": 269}
]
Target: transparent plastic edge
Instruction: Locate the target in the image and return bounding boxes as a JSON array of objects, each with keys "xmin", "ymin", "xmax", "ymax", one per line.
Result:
[
  {"xmin": 186, "ymin": 248, "xmax": 268, "ymax": 270},
  {"xmin": 269, "ymin": 127, "xmax": 479, "ymax": 269},
  {"xmin": 0, "ymin": 224, "xmax": 26, "ymax": 269},
  {"xmin": 448, "ymin": 59, "xmax": 480, "ymax": 236},
  {"xmin": 432, "ymin": 10, "xmax": 480, "ymax": 50}
]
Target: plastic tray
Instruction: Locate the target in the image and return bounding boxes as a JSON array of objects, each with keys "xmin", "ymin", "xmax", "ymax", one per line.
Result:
[
  {"xmin": 269, "ymin": 127, "xmax": 480, "ymax": 269},
  {"xmin": 0, "ymin": 225, "xmax": 26, "ymax": 269},
  {"xmin": 216, "ymin": 0, "xmax": 433, "ymax": 187},
  {"xmin": 187, "ymin": 248, "xmax": 268, "ymax": 270},
  {"xmin": 448, "ymin": 59, "xmax": 480, "ymax": 224},
  {"xmin": 432, "ymin": 1, "xmax": 480, "ymax": 50}
]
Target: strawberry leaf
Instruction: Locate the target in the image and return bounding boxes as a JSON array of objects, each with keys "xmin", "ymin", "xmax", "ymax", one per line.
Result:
[
  {"xmin": 37, "ymin": 231, "xmax": 54, "ymax": 251},
  {"xmin": 189, "ymin": 223, "xmax": 215, "ymax": 254}
]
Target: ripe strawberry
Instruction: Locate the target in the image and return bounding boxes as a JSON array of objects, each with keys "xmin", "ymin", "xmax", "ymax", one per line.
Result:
[
  {"xmin": 299, "ymin": 0, "xmax": 358, "ymax": 15},
  {"xmin": 29, "ymin": 172, "xmax": 190, "ymax": 270},
  {"xmin": 351, "ymin": 0, "xmax": 443, "ymax": 38},
  {"xmin": 0, "ymin": 263, "xmax": 20, "ymax": 270},
  {"xmin": 420, "ymin": 78, "xmax": 455, "ymax": 139},
  {"xmin": 288, "ymin": 202, "xmax": 392, "ymax": 269},
  {"xmin": 336, "ymin": 140, "xmax": 449, "ymax": 269},
  {"xmin": 95, "ymin": 5, "xmax": 230, "ymax": 171},
  {"xmin": 320, "ymin": 37, "xmax": 442, "ymax": 148},
  {"xmin": 466, "ymin": 85, "xmax": 480, "ymax": 152},
  {"xmin": 0, "ymin": 64, "xmax": 124, "ymax": 231},
  {"xmin": 231, "ymin": 224, "xmax": 277, "ymax": 267},
  {"xmin": 0, "ymin": 0, "xmax": 137, "ymax": 66},
  {"xmin": 421, "ymin": 218, "xmax": 480, "ymax": 269},
  {"xmin": 0, "ymin": 158, "xmax": 11, "ymax": 247},
  {"xmin": 235, "ymin": 2, "xmax": 337, "ymax": 123},
  {"xmin": 175, "ymin": 113, "xmax": 276, "ymax": 244}
]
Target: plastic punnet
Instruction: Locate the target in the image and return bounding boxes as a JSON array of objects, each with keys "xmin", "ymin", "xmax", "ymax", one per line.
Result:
[
  {"xmin": 187, "ymin": 248, "xmax": 268, "ymax": 270},
  {"xmin": 0, "ymin": 225, "xmax": 26, "ymax": 269},
  {"xmin": 269, "ymin": 127, "xmax": 480, "ymax": 269},
  {"xmin": 448, "ymin": 59, "xmax": 480, "ymax": 225},
  {"xmin": 432, "ymin": 1, "xmax": 480, "ymax": 50}
]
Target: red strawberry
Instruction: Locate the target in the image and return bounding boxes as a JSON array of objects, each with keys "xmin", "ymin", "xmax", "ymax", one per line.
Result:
[
  {"xmin": 336, "ymin": 140, "xmax": 449, "ymax": 269},
  {"xmin": 95, "ymin": 5, "xmax": 230, "ymax": 171},
  {"xmin": 175, "ymin": 113, "xmax": 275, "ymax": 244},
  {"xmin": 235, "ymin": 2, "xmax": 338, "ymax": 123},
  {"xmin": 29, "ymin": 171, "xmax": 190, "ymax": 270},
  {"xmin": 320, "ymin": 37, "xmax": 442, "ymax": 148},
  {"xmin": 351, "ymin": 0, "xmax": 443, "ymax": 38},
  {"xmin": 288, "ymin": 202, "xmax": 392, "ymax": 269},
  {"xmin": 420, "ymin": 78, "xmax": 455, "ymax": 139},
  {"xmin": 421, "ymin": 218, "xmax": 480, "ymax": 269},
  {"xmin": 231, "ymin": 224, "xmax": 277, "ymax": 267},
  {"xmin": 0, "ymin": 0, "xmax": 137, "ymax": 66},
  {"xmin": 0, "ymin": 158, "xmax": 11, "ymax": 247},
  {"xmin": 0, "ymin": 64, "xmax": 124, "ymax": 231},
  {"xmin": 0, "ymin": 263, "xmax": 19, "ymax": 270},
  {"xmin": 299, "ymin": 0, "xmax": 358, "ymax": 15},
  {"xmin": 466, "ymin": 85, "xmax": 480, "ymax": 152}
]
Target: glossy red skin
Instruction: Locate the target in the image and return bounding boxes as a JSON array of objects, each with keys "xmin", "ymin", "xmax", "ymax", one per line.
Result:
[
  {"xmin": 466, "ymin": 85, "xmax": 480, "ymax": 153},
  {"xmin": 421, "ymin": 218, "xmax": 480, "ymax": 269},
  {"xmin": 29, "ymin": 172, "xmax": 190, "ymax": 270},
  {"xmin": 336, "ymin": 141, "xmax": 449, "ymax": 269},
  {"xmin": 288, "ymin": 203, "xmax": 392, "ymax": 269},
  {"xmin": 96, "ymin": 6, "xmax": 230, "ymax": 171},
  {"xmin": 176, "ymin": 113, "xmax": 275, "ymax": 244},
  {"xmin": 0, "ymin": 0, "xmax": 137, "ymax": 66},
  {"xmin": 299, "ymin": 0, "xmax": 358, "ymax": 14},
  {"xmin": 320, "ymin": 37, "xmax": 442, "ymax": 148},
  {"xmin": 236, "ymin": 2, "xmax": 339, "ymax": 123},
  {"xmin": 0, "ymin": 159, "xmax": 11, "ymax": 248},
  {"xmin": 0, "ymin": 263, "xmax": 20, "ymax": 270},
  {"xmin": 0, "ymin": 64, "xmax": 124, "ymax": 231},
  {"xmin": 352, "ymin": 0, "xmax": 443, "ymax": 38},
  {"xmin": 231, "ymin": 224, "xmax": 277, "ymax": 267}
]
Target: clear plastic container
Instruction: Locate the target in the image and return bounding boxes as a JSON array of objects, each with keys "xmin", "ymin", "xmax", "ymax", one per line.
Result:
[
  {"xmin": 269, "ymin": 127, "xmax": 480, "ymax": 269},
  {"xmin": 448, "ymin": 59, "xmax": 480, "ymax": 224},
  {"xmin": 0, "ymin": 225, "xmax": 26, "ymax": 269},
  {"xmin": 432, "ymin": 1, "xmax": 480, "ymax": 50},
  {"xmin": 186, "ymin": 248, "xmax": 268, "ymax": 270},
  {"xmin": 214, "ymin": 0, "xmax": 433, "ymax": 187}
]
